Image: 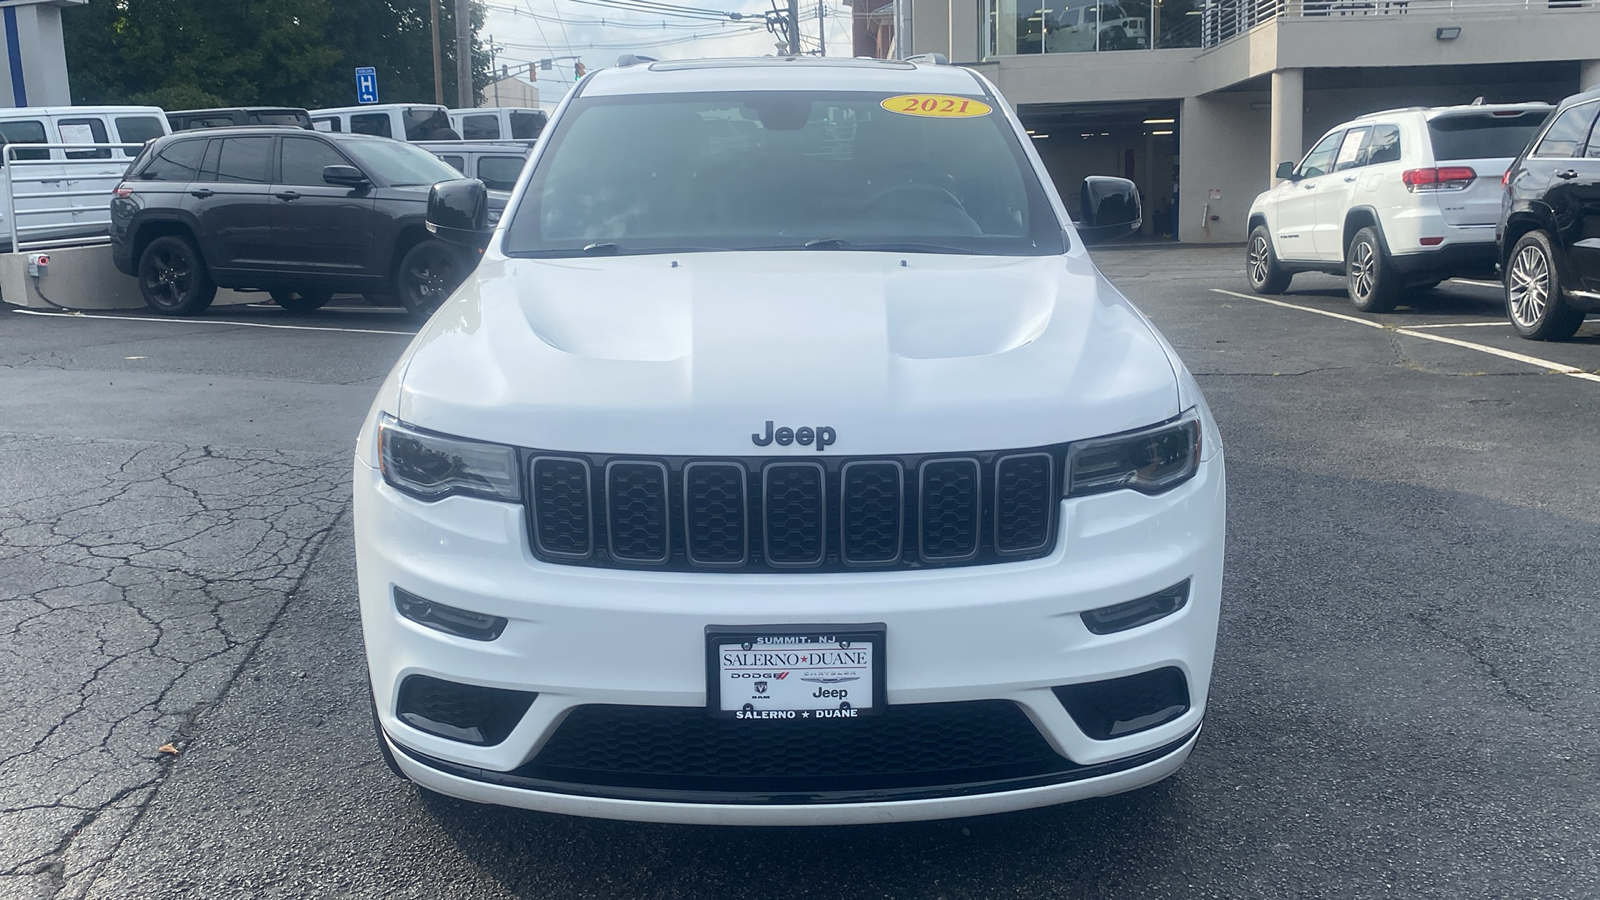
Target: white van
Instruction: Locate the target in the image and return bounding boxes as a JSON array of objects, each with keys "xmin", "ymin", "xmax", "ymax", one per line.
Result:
[
  {"xmin": 447, "ymin": 107, "xmax": 546, "ymax": 143},
  {"xmin": 0, "ymin": 105, "xmax": 170, "ymax": 249},
  {"xmin": 308, "ymin": 104, "xmax": 454, "ymax": 142}
]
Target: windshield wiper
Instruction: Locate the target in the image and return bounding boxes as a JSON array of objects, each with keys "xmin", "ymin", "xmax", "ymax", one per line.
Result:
[{"xmin": 800, "ymin": 239, "xmax": 978, "ymax": 255}]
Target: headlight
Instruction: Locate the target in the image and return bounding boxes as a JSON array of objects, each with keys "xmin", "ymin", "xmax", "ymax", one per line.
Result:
[
  {"xmin": 377, "ymin": 415, "xmax": 520, "ymax": 503},
  {"xmin": 1066, "ymin": 411, "xmax": 1200, "ymax": 497}
]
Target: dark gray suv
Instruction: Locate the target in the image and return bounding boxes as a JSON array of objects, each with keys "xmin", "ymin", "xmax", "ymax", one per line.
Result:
[{"xmin": 110, "ymin": 127, "xmax": 506, "ymax": 317}]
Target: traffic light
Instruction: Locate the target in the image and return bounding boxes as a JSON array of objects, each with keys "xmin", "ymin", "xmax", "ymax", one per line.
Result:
[{"xmin": 574, "ymin": 61, "xmax": 586, "ymax": 78}]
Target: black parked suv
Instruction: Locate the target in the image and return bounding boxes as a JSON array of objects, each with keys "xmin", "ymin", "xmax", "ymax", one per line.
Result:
[
  {"xmin": 1499, "ymin": 86, "xmax": 1600, "ymax": 341},
  {"xmin": 110, "ymin": 127, "xmax": 506, "ymax": 317}
]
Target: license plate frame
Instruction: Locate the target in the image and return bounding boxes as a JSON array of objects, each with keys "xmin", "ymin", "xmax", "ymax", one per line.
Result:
[{"xmin": 705, "ymin": 623, "xmax": 886, "ymax": 720}]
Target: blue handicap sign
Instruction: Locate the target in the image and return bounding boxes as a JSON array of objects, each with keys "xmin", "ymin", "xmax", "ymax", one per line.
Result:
[{"xmin": 355, "ymin": 67, "xmax": 379, "ymax": 104}]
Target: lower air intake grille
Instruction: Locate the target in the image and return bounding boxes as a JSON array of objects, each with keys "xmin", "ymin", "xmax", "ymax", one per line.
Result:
[{"xmin": 530, "ymin": 701, "xmax": 1063, "ymax": 791}]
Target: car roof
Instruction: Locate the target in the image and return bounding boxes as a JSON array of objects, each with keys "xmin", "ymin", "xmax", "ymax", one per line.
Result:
[
  {"xmin": 581, "ymin": 56, "xmax": 986, "ymax": 97},
  {"xmin": 170, "ymin": 107, "xmax": 309, "ymax": 115},
  {"xmin": 0, "ymin": 105, "xmax": 165, "ymax": 118},
  {"xmin": 1554, "ymin": 85, "xmax": 1600, "ymax": 110},
  {"xmin": 1342, "ymin": 102, "xmax": 1552, "ymax": 125},
  {"xmin": 415, "ymin": 141, "xmax": 532, "ymax": 153},
  {"xmin": 309, "ymin": 104, "xmax": 448, "ymax": 116},
  {"xmin": 156, "ymin": 127, "xmax": 395, "ymax": 143}
]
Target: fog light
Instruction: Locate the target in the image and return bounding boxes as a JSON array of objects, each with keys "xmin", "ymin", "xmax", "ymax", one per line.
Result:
[
  {"xmin": 1081, "ymin": 579, "xmax": 1189, "ymax": 635},
  {"xmin": 394, "ymin": 587, "xmax": 507, "ymax": 641},
  {"xmin": 1054, "ymin": 667, "xmax": 1190, "ymax": 740},
  {"xmin": 395, "ymin": 674, "xmax": 535, "ymax": 745}
]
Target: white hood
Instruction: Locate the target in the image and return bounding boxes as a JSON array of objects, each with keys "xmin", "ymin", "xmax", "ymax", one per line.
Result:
[{"xmin": 395, "ymin": 250, "xmax": 1181, "ymax": 456}]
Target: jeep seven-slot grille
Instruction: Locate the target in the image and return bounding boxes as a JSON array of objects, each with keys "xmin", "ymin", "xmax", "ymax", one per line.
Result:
[{"xmin": 525, "ymin": 448, "xmax": 1063, "ymax": 573}]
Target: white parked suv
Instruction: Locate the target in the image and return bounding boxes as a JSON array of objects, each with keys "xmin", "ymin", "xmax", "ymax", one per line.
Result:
[
  {"xmin": 354, "ymin": 55, "xmax": 1226, "ymax": 825},
  {"xmin": 1247, "ymin": 102, "xmax": 1551, "ymax": 311}
]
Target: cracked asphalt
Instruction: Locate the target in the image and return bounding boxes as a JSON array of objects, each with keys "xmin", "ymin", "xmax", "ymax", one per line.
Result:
[{"xmin": 3, "ymin": 252, "xmax": 1599, "ymax": 899}]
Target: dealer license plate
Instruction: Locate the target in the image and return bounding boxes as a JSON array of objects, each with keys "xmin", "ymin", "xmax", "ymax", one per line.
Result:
[{"xmin": 706, "ymin": 625, "xmax": 885, "ymax": 720}]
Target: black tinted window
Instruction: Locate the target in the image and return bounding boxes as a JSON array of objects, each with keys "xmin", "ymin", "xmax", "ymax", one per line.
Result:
[
  {"xmin": 137, "ymin": 139, "xmax": 206, "ymax": 182},
  {"xmin": 510, "ymin": 110, "xmax": 546, "ymax": 139},
  {"xmin": 1431, "ymin": 112, "xmax": 1548, "ymax": 160},
  {"xmin": 405, "ymin": 107, "xmax": 451, "ymax": 140},
  {"xmin": 438, "ymin": 154, "xmax": 465, "ymax": 172},
  {"xmin": 1532, "ymin": 104, "xmax": 1598, "ymax": 159},
  {"xmin": 213, "ymin": 136, "xmax": 272, "ymax": 183},
  {"xmin": 58, "ymin": 118, "xmax": 111, "ymax": 159},
  {"xmin": 350, "ymin": 114, "xmax": 391, "ymax": 138},
  {"xmin": 0, "ymin": 119, "xmax": 49, "ymax": 162},
  {"xmin": 253, "ymin": 111, "xmax": 311, "ymax": 127},
  {"xmin": 476, "ymin": 155, "xmax": 524, "ymax": 191},
  {"xmin": 279, "ymin": 137, "xmax": 350, "ymax": 184},
  {"xmin": 115, "ymin": 116, "xmax": 166, "ymax": 146},
  {"xmin": 1364, "ymin": 125, "xmax": 1401, "ymax": 165},
  {"xmin": 462, "ymin": 114, "xmax": 499, "ymax": 140}
]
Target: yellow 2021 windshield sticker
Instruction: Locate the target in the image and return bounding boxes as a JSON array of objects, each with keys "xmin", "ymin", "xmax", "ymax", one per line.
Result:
[{"xmin": 881, "ymin": 94, "xmax": 993, "ymax": 118}]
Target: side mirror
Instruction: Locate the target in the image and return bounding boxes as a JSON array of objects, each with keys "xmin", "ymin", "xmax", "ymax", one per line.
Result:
[
  {"xmin": 323, "ymin": 164, "xmax": 370, "ymax": 187},
  {"xmin": 1275, "ymin": 160, "xmax": 1299, "ymax": 181},
  {"xmin": 1076, "ymin": 176, "xmax": 1142, "ymax": 245},
  {"xmin": 426, "ymin": 178, "xmax": 491, "ymax": 250}
]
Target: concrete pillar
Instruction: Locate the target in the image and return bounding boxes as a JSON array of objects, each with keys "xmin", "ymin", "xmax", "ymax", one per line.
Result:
[
  {"xmin": 1583, "ymin": 60, "xmax": 1600, "ymax": 91},
  {"xmin": 0, "ymin": 2, "xmax": 72, "ymax": 107},
  {"xmin": 1269, "ymin": 68, "xmax": 1303, "ymax": 184},
  {"xmin": 949, "ymin": 0, "xmax": 980, "ymax": 62},
  {"xmin": 910, "ymin": 0, "xmax": 951, "ymax": 57}
]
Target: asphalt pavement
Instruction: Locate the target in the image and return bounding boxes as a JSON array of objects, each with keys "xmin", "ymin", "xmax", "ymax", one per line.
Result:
[{"xmin": 1, "ymin": 252, "xmax": 1597, "ymax": 899}]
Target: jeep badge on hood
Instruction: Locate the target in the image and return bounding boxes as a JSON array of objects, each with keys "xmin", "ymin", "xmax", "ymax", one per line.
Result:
[{"xmin": 752, "ymin": 421, "xmax": 837, "ymax": 450}]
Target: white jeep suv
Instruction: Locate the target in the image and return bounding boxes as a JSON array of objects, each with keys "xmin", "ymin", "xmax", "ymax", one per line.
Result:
[
  {"xmin": 1247, "ymin": 102, "xmax": 1550, "ymax": 311},
  {"xmin": 354, "ymin": 56, "xmax": 1226, "ymax": 825}
]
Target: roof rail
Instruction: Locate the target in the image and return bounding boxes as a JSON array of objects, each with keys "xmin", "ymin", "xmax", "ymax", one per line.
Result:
[
  {"xmin": 616, "ymin": 54, "xmax": 658, "ymax": 68},
  {"xmin": 905, "ymin": 52, "xmax": 948, "ymax": 65}
]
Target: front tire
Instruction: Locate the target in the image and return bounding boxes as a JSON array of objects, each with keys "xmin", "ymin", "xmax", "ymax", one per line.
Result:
[
  {"xmin": 269, "ymin": 289, "xmax": 332, "ymax": 312},
  {"xmin": 1346, "ymin": 226, "xmax": 1399, "ymax": 313},
  {"xmin": 397, "ymin": 239, "xmax": 472, "ymax": 319},
  {"xmin": 1247, "ymin": 225, "xmax": 1292, "ymax": 294},
  {"xmin": 1505, "ymin": 230, "xmax": 1584, "ymax": 341},
  {"xmin": 138, "ymin": 235, "xmax": 217, "ymax": 316}
]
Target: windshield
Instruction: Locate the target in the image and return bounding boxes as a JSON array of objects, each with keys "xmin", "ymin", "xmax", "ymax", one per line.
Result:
[
  {"xmin": 502, "ymin": 89, "xmax": 1063, "ymax": 257},
  {"xmin": 1428, "ymin": 112, "xmax": 1547, "ymax": 161},
  {"xmin": 342, "ymin": 139, "xmax": 464, "ymax": 186}
]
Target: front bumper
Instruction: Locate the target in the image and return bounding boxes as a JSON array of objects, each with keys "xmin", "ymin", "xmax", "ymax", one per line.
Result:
[{"xmin": 354, "ymin": 451, "xmax": 1226, "ymax": 823}]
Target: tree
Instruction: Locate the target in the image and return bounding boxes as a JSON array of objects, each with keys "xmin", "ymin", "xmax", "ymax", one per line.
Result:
[{"xmin": 62, "ymin": 0, "xmax": 490, "ymax": 110}]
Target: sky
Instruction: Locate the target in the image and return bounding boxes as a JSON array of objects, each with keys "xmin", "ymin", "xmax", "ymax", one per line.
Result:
[{"xmin": 481, "ymin": 0, "xmax": 859, "ymax": 110}]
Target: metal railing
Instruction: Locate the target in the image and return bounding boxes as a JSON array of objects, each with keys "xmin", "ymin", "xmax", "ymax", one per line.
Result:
[
  {"xmin": 1202, "ymin": 0, "xmax": 1600, "ymax": 47},
  {"xmin": 983, "ymin": 0, "xmax": 1598, "ymax": 58},
  {"xmin": 2, "ymin": 143, "xmax": 139, "ymax": 253}
]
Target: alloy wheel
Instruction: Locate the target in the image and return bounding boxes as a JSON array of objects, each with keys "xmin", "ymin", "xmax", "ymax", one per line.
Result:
[
  {"xmin": 1507, "ymin": 244, "xmax": 1550, "ymax": 328},
  {"xmin": 143, "ymin": 247, "xmax": 190, "ymax": 308},
  {"xmin": 1349, "ymin": 240, "xmax": 1375, "ymax": 302},
  {"xmin": 1249, "ymin": 235, "xmax": 1271, "ymax": 286},
  {"xmin": 403, "ymin": 246, "xmax": 459, "ymax": 316}
]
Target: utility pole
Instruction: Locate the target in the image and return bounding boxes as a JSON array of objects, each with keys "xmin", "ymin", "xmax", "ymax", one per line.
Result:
[
  {"xmin": 454, "ymin": 0, "xmax": 473, "ymax": 109},
  {"xmin": 817, "ymin": 0, "xmax": 824, "ymax": 56},
  {"xmin": 430, "ymin": 0, "xmax": 444, "ymax": 105}
]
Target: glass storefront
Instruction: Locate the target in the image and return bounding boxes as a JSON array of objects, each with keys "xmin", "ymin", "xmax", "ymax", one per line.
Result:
[{"xmin": 985, "ymin": 0, "xmax": 1204, "ymax": 57}]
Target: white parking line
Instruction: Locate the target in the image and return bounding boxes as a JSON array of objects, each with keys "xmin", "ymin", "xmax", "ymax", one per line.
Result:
[
  {"xmin": 1401, "ymin": 321, "xmax": 1508, "ymax": 329},
  {"xmin": 1209, "ymin": 289, "xmax": 1600, "ymax": 384},
  {"xmin": 11, "ymin": 308, "xmax": 415, "ymax": 336}
]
